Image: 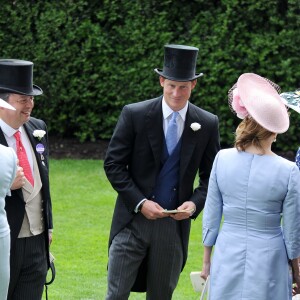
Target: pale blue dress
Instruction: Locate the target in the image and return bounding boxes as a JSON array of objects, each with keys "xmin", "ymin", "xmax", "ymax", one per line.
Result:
[
  {"xmin": 0, "ymin": 145, "xmax": 17, "ymax": 300},
  {"xmin": 203, "ymin": 148, "xmax": 300, "ymax": 300}
]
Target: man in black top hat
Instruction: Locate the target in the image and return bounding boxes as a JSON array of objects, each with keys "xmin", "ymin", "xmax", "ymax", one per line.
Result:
[
  {"xmin": 104, "ymin": 44, "xmax": 220, "ymax": 298},
  {"xmin": 0, "ymin": 59, "xmax": 53, "ymax": 300}
]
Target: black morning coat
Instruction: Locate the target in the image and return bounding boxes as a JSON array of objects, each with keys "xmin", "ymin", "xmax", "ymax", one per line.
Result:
[{"xmin": 104, "ymin": 96, "xmax": 220, "ymax": 291}]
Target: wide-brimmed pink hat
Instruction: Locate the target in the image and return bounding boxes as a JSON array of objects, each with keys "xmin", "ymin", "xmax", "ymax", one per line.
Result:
[
  {"xmin": 228, "ymin": 73, "xmax": 289, "ymax": 133},
  {"xmin": 0, "ymin": 98, "xmax": 15, "ymax": 110}
]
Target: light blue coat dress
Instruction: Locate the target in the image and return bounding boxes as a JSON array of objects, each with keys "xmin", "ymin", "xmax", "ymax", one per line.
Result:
[
  {"xmin": 0, "ymin": 144, "xmax": 17, "ymax": 300},
  {"xmin": 203, "ymin": 149, "xmax": 300, "ymax": 300}
]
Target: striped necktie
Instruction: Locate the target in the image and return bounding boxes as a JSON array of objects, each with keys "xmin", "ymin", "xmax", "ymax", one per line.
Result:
[{"xmin": 165, "ymin": 112, "xmax": 179, "ymax": 155}]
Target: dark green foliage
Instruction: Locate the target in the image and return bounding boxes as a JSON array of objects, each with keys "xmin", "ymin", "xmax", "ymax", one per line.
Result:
[{"xmin": 0, "ymin": 0, "xmax": 299, "ymax": 152}]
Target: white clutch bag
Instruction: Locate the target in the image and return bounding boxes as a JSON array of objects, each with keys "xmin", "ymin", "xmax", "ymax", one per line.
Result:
[{"xmin": 190, "ymin": 272, "xmax": 210, "ymax": 299}]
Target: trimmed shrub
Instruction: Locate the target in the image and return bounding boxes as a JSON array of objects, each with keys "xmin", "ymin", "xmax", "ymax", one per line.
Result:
[{"xmin": 0, "ymin": 0, "xmax": 299, "ymax": 152}]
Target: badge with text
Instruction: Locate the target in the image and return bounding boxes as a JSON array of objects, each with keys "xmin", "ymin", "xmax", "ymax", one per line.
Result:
[
  {"xmin": 36, "ymin": 143, "xmax": 45, "ymax": 161},
  {"xmin": 36, "ymin": 143, "xmax": 45, "ymax": 154}
]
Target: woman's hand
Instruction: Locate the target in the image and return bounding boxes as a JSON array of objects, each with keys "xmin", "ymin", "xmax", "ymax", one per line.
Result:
[
  {"xmin": 201, "ymin": 245, "xmax": 212, "ymax": 280},
  {"xmin": 200, "ymin": 262, "xmax": 211, "ymax": 280}
]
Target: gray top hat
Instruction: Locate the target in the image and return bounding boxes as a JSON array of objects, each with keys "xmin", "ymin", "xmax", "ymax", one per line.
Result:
[
  {"xmin": 0, "ymin": 59, "xmax": 43, "ymax": 96},
  {"xmin": 154, "ymin": 44, "xmax": 203, "ymax": 81}
]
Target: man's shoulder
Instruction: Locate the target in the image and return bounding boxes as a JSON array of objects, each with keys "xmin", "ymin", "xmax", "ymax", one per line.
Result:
[
  {"xmin": 189, "ymin": 102, "xmax": 218, "ymax": 120},
  {"xmin": 124, "ymin": 96, "xmax": 162, "ymax": 112},
  {"xmin": 23, "ymin": 118, "xmax": 47, "ymax": 136},
  {"xmin": 27, "ymin": 117, "xmax": 46, "ymax": 128}
]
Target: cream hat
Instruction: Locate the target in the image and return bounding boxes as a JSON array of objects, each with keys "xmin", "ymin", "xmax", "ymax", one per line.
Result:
[
  {"xmin": 228, "ymin": 73, "xmax": 289, "ymax": 133},
  {"xmin": 0, "ymin": 98, "xmax": 15, "ymax": 110},
  {"xmin": 280, "ymin": 90, "xmax": 300, "ymax": 114}
]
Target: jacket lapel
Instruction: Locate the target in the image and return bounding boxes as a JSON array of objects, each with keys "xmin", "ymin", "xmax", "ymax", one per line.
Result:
[
  {"xmin": 145, "ymin": 97, "xmax": 164, "ymax": 169},
  {"xmin": 180, "ymin": 104, "xmax": 201, "ymax": 181},
  {"xmin": 23, "ymin": 122, "xmax": 37, "ymax": 157},
  {"xmin": 23, "ymin": 122, "xmax": 46, "ymax": 181},
  {"xmin": 0, "ymin": 128, "xmax": 9, "ymax": 146},
  {"xmin": 144, "ymin": 99, "xmax": 205, "ymax": 180}
]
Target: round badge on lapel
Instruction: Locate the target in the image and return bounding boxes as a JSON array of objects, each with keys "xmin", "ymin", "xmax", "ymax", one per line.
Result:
[{"xmin": 36, "ymin": 143, "xmax": 45, "ymax": 154}]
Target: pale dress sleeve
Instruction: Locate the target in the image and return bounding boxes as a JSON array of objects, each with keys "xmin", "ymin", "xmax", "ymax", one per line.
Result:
[
  {"xmin": 282, "ymin": 163, "xmax": 300, "ymax": 259},
  {"xmin": 202, "ymin": 152, "xmax": 223, "ymax": 246},
  {"xmin": 6, "ymin": 147, "xmax": 17, "ymax": 197}
]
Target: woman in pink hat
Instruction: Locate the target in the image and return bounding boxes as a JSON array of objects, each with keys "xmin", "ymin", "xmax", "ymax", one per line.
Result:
[{"xmin": 200, "ymin": 73, "xmax": 300, "ymax": 299}]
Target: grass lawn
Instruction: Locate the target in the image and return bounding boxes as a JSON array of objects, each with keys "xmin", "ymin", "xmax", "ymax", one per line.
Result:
[{"xmin": 43, "ymin": 159, "xmax": 204, "ymax": 300}]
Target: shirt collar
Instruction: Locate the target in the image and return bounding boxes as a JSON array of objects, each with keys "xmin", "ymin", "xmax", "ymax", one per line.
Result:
[
  {"xmin": 0, "ymin": 118, "xmax": 22, "ymax": 138},
  {"xmin": 162, "ymin": 97, "xmax": 188, "ymax": 121}
]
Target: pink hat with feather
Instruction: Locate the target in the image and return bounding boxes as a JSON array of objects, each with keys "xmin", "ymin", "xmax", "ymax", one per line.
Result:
[{"xmin": 228, "ymin": 73, "xmax": 289, "ymax": 133}]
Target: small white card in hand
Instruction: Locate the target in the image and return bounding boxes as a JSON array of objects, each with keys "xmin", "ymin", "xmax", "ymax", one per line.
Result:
[
  {"xmin": 190, "ymin": 271, "xmax": 206, "ymax": 292},
  {"xmin": 162, "ymin": 209, "xmax": 194, "ymax": 214}
]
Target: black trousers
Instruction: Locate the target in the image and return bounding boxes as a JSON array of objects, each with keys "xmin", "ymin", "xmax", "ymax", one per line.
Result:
[{"xmin": 8, "ymin": 233, "xmax": 47, "ymax": 300}]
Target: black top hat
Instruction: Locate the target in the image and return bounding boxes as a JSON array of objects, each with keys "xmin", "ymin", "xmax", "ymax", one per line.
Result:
[
  {"xmin": 154, "ymin": 44, "xmax": 203, "ymax": 81},
  {"xmin": 0, "ymin": 59, "xmax": 43, "ymax": 96}
]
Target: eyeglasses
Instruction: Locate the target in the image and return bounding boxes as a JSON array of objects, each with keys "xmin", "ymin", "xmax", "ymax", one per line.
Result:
[{"xmin": 14, "ymin": 96, "xmax": 34, "ymax": 105}]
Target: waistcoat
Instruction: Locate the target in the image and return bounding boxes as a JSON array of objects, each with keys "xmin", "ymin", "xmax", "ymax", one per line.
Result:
[
  {"xmin": 152, "ymin": 138, "xmax": 182, "ymax": 209},
  {"xmin": 18, "ymin": 142, "xmax": 44, "ymax": 238}
]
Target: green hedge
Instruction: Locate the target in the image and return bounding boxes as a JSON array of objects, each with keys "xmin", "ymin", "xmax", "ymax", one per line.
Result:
[{"xmin": 0, "ymin": 0, "xmax": 300, "ymax": 152}]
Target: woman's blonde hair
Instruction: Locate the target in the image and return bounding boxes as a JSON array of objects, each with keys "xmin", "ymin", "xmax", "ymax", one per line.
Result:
[{"xmin": 235, "ymin": 117, "xmax": 274, "ymax": 152}]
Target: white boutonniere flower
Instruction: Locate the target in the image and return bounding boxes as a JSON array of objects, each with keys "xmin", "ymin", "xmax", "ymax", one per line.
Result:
[
  {"xmin": 33, "ymin": 130, "xmax": 46, "ymax": 141},
  {"xmin": 190, "ymin": 122, "xmax": 201, "ymax": 131}
]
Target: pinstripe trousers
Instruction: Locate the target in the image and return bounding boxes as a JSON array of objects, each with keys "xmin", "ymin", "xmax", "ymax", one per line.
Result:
[
  {"xmin": 0, "ymin": 232, "xmax": 10, "ymax": 300},
  {"xmin": 106, "ymin": 213, "xmax": 183, "ymax": 300},
  {"xmin": 7, "ymin": 233, "xmax": 47, "ymax": 300}
]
